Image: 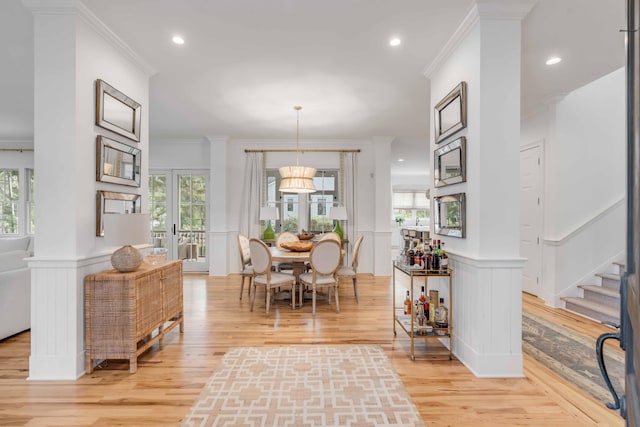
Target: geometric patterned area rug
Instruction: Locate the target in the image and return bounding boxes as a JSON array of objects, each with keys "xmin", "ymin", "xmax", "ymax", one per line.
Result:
[
  {"xmin": 181, "ymin": 345, "xmax": 426, "ymax": 427},
  {"xmin": 522, "ymin": 310, "xmax": 625, "ymax": 405}
]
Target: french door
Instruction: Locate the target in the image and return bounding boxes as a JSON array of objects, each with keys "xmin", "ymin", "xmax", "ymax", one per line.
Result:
[{"xmin": 149, "ymin": 169, "xmax": 209, "ymax": 272}]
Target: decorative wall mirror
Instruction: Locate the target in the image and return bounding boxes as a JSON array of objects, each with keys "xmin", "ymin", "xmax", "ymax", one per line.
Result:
[
  {"xmin": 95, "ymin": 79, "xmax": 142, "ymax": 142},
  {"xmin": 434, "ymin": 193, "xmax": 466, "ymax": 238},
  {"xmin": 96, "ymin": 191, "xmax": 141, "ymax": 236},
  {"xmin": 434, "ymin": 137, "xmax": 466, "ymax": 187},
  {"xmin": 96, "ymin": 136, "xmax": 141, "ymax": 187},
  {"xmin": 434, "ymin": 81, "xmax": 467, "ymax": 143}
]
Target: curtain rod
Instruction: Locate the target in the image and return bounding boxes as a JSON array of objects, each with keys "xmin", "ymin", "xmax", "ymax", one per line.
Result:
[
  {"xmin": 244, "ymin": 149, "xmax": 360, "ymax": 153},
  {"xmin": 0, "ymin": 148, "xmax": 34, "ymax": 153}
]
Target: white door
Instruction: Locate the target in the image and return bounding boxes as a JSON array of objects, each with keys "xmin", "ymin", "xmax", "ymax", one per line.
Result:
[
  {"xmin": 149, "ymin": 169, "xmax": 209, "ymax": 272},
  {"xmin": 520, "ymin": 143, "xmax": 543, "ymax": 295}
]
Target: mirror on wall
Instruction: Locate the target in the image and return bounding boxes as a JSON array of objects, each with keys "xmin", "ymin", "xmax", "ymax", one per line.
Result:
[
  {"xmin": 434, "ymin": 137, "xmax": 466, "ymax": 187},
  {"xmin": 96, "ymin": 136, "xmax": 141, "ymax": 187},
  {"xmin": 96, "ymin": 191, "xmax": 141, "ymax": 236},
  {"xmin": 434, "ymin": 193, "xmax": 466, "ymax": 238}
]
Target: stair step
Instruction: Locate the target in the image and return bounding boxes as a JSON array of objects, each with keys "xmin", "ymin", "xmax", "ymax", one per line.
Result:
[
  {"xmin": 561, "ymin": 296, "xmax": 620, "ymax": 325},
  {"xmin": 595, "ymin": 273, "xmax": 621, "ymax": 290},
  {"xmin": 577, "ymin": 284, "xmax": 620, "ymax": 309},
  {"xmin": 612, "ymin": 261, "xmax": 626, "ymax": 275}
]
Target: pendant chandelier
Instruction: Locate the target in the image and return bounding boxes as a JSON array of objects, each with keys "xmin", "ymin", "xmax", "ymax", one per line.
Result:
[{"xmin": 278, "ymin": 106, "xmax": 316, "ymax": 193}]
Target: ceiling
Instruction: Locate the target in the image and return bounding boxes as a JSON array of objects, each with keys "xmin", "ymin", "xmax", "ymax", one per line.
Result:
[{"xmin": 0, "ymin": 0, "xmax": 626, "ymax": 180}]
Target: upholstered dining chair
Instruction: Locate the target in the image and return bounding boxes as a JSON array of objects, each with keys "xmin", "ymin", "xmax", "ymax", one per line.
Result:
[
  {"xmin": 336, "ymin": 235, "xmax": 364, "ymax": 303},
  {"xmin": 274, "ymin": 232, "xmax": 300, "ymax": 272},
  {"xmin": 319, "ymin": 232, "xmax": 341, "ymax": 242},
  {"xmin": 249, "ymin": 238, "xmax": 296, "ymax": 314},
  {"xmin": 237, "ymin": 234, "xmax": 253, "ymax": 300},
  {"xmin": 299, "ymin": 239, "xmax": 342, "ymax": 315}
]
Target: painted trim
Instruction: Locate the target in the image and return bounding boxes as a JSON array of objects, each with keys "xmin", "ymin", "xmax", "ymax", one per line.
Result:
[
  {"xmin": 423, "ymin": 5, "xmax": 479, "ymax": 78},
  {"xmin": 543, "ymin": 198, "xmax": 625, "ymax": 246},
  {"xmin": 448, "ymin": 250, "xmax": 526, "ymax": 269},
  {"xmin": 76, "ymin": 3, "xmax": 157, "ymax": 76}
]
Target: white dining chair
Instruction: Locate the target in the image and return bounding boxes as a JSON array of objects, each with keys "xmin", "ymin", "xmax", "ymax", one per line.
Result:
[
  {"xmin": 249, "ymin": 238, "xmax": 296, "ymax": 314},
  {"xmin": 274, "ymin": 232, "xmax": 300, "ymax": 272},
  {"xmin": 237, "ymin": 234, "xmax": 253, "ymax": 300},
  {"xmin": 319, "ymin": 232, "xmax": 341, "ymax": 242},
  {"xmin": 299, "ymin": 239, "xmax": 342, "ymax": 315},
  {"xmin": 336, "ymin": 235, "xmax": 364, "ymax": 303}
]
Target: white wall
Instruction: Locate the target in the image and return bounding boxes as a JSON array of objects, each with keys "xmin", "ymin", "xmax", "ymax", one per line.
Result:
[{"xmin": 521, "ymin": 67, "xmax": 626, "ymax": 306}]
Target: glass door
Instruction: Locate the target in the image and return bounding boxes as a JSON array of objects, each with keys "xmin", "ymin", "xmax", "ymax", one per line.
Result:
[{"xmin": 149, "ymin": 169, "xmax": 209, "ymax": 272}]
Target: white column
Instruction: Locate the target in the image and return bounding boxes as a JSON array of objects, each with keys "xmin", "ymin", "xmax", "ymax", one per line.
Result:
[
  {"xmin": 424, "ymin": 0, "xmax": 534, "ymax": 377},
  {"xmin": 372, "ymin": 136, "xmax": 394, "ymax": 275},
  {"xmin": 24, "ymin": 0, "xmax": 151, "ymax": 379},
  {"xmin": 208, "ymin": 136, "xmax": 230, "ymax": 276}
]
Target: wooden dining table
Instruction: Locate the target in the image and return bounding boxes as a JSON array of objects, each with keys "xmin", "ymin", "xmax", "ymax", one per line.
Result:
[{"xmin": 269, "ymin": 247, "xmax": 311, "ymax": 308}]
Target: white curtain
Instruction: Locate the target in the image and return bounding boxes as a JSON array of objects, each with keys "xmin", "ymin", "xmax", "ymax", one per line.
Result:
[
  {"xmin": 240, "ymin": 152, "xmax": 264, "ymax": 238},
  {"xmin": 342, "ymin": 152, "xmax": 358, "ymax": 262}
]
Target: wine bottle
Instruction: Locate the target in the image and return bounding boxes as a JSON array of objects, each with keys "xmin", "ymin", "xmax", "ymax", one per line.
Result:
[{"xmin": 435, "ymin": 297, "xmax": 448, "ymax": 329}]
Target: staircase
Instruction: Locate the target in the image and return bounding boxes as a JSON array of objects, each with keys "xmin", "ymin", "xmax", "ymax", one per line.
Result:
[{"xmin": 561, "ymin": 262, "xmax": 622, "ymax": 325}]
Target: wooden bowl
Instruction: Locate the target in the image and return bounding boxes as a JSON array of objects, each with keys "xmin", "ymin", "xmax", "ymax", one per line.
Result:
[
  {"xmin": 297, "ymin": 233, "xmax": 315, "ymax": 240},
  {"xmin": 280, "ymin": 241, "xmax": 314, "ymax": 252}
]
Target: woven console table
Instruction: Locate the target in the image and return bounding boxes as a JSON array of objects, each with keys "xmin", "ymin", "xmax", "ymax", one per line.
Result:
[{"xmin": 84, "ymin": 260, "xmax": 184, "ymax": 374}]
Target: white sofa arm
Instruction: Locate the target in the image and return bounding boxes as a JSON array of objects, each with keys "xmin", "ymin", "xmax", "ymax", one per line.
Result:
[{"xmin": 0, "ymin": 250, "xmax": 29, "ymax": 274}]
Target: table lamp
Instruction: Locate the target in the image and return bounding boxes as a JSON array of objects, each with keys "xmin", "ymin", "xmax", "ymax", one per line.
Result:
[
  {"xmin": 260, "ymin": 207, "xmax": 279, "ymax": 240},
  {"xmin": 103, "ymin": 213, "xmax": 150, "ymax": 272},
  {"xmin": 329, "ymin": 206, "xmax": 348, "ymax": 240}
]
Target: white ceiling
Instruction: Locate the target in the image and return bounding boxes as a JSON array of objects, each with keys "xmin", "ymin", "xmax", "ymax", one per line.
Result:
[{"xmin": 0, "ymin": 0, "xmax": 626, "ymax": 180}]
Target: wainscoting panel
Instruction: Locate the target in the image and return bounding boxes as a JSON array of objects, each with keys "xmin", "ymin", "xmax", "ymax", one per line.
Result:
[
  {"xmin": 28, "ymin": 255, "xmax": 111, "ymax": 380},
  {"xmin": 449, "ymin": 252, "xmax": 525, "ymax": 378}
]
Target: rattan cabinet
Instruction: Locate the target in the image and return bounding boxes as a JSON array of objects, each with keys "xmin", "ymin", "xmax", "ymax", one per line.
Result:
[{"xmin": 84, "ymin": 260, "xmax": 184, "ymax": 373}]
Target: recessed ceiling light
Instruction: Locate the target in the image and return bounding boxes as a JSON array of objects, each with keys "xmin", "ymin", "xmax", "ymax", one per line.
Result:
[
  {"xmin": 389, "ymin": 38, "xmax": 401, "ymax": 47},
  {"xmin": 172, "ymin": 35, "xmax": 185, "ymax": 45},
  {"xmin": 545, "ymin": 56, "xmax": 562, "ymax": 65},
  {"xmin": 397, "ymin": 158, "xmax": 405, "ymax": 162}
]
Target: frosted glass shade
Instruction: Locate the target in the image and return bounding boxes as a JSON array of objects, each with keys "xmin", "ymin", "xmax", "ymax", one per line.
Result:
[{"xmin": 278, "ymin": 166, "xmax": 317, "ymax": 193}]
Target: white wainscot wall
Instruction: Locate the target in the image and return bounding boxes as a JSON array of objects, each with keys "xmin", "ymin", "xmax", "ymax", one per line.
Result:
[{"xmin": 449, "ymin": 253, "xmax": 524, "ymax": 378}]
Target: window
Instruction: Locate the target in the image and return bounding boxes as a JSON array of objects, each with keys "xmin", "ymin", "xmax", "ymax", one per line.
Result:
[
  {"xmin": 0, "ymin": 169, "xmax": 19, "ymax": 234},
  {"xmin": 265, "ymin": 169, "xmax": 340, "ymax": 233},
  {"xmin": 27, "ymin": 169, "xmax": 35, "ymax": 234},
  {"xmin": 149, "ymin": 174, "xmax": 168, "ymax": 245},
  {"xmin": 393, "ymin": 191, "xmax": 430, "ymax": 223}
]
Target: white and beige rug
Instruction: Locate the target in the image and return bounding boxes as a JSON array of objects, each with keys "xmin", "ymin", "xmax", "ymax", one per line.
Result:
[{"xmin": 181, "ymin": 345, "xmax": 426, "ymax": 427}]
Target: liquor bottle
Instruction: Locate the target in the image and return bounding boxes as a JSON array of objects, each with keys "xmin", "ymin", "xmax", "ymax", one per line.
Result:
[
  {"xmin": 403, "ymin": 290, "xmax": 412, "ymax": 315},
  {"xmin": 435, "ymin": 297, "xmax": 448, "ymax": 329},
  {"xmin": 407, "ymin": 248, "xmax": 415, "ymax": 266},
  {"xmin": 428, "ymin": 290, "xmax": 439, "ymax": 324},
  {"xmin": 440, "ymin": 242, "xmax": 449, "ymax": 271},
  {"xmin": 416, "ymin": 301, "xmax": 428, "ymax": 334},
  {"xmin": 418, "ymin": 286, "xmax": 429, "ymax": 318},
  {"xmin": 432, "ymin": 243, "xmax": 440, "ymax": 270}
]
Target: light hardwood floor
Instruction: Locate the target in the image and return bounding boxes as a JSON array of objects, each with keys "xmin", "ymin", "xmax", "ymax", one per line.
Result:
[{"xmin": 0, "ymin": 273, "xmax": 625, "ymax": 426}]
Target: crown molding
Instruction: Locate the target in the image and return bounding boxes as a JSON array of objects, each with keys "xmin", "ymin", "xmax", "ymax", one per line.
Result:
[
  {"xmin": 423, "ymin": 0, "xmax": 536, "ymax": 78},
  {"xmin": 22, "ymin": 0, "xmax": 157, "ymax": 77},
  {"xmin": 76, "ymin": 3, "xmax": 157, "ymax": 77}
]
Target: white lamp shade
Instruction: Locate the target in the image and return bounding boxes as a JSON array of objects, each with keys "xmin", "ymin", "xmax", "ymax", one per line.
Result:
[
  {"xmin": 278, "ymin": 166, "xmax": 317, "ymax": 193},
  {"xmin": 329, "ymin": 206, "xmax": 348, "ymax": 221},
  {"xmin": 103, "ymin": 213, "xmax": 150, "ymax": 247},
  {"xmin": 259, "ymin": 207, "xmax": 279, "ymax": 221}
]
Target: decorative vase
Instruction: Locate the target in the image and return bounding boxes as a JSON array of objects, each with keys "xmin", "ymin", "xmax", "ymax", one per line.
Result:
[
  {"xmin": 263, "ymin": 222, "xmax": 275, "ymax": 240},
  {"xmin": 111, "ymin": 245, "xmax": 143, "ymax": 272},
  {"xmin": 332, "ymin": 221, "xmax": 344, "ymax": 240}
]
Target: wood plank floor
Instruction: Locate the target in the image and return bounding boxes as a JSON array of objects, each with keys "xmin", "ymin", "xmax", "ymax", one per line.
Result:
[{"xmin": 0, "ymin": 273, "xmax": 625, "ymax": 426}]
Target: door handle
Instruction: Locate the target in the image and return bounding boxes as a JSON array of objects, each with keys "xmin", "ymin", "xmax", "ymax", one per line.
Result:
[{"xmin": 173, "ymin": 224, "xmax": 176, "ymax": 235}]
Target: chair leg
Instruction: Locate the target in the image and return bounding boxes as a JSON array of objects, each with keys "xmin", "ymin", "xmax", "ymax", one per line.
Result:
[
  {"xmin": 266, "ymin": 287, "xmax": 271, "ymax": 314},
  {"xmin": 312, "ymin": 285, "xmax": 317, "ymax": 316},
  {"xmin": 247, "ymin": 277, "xmax": 252, "ymax": 298},
  {"xmin": 240, "ymin": 276, "xmax": 245, "ymax": 300},
  {"xmin": 353, "ymin": 277, "xmax": 359, "ymax": 303},
  {"xmin": 250, "ymin": 283, "xmax": 257, "ymax": 312},
  {"xmin": 334, "ymin": 285, "xmax": 340, "ymax": 313},
  {"xmin": 291, "ymin": 283, "xmax": 296, "ymax": 309}
]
